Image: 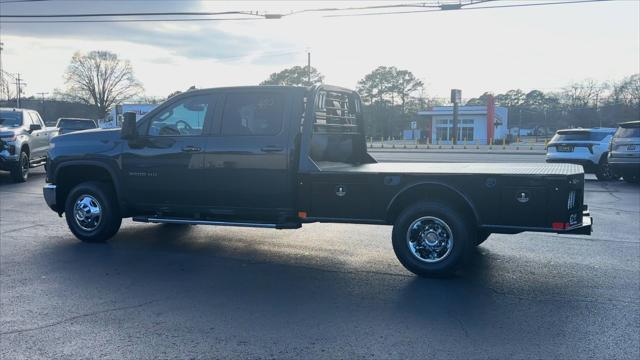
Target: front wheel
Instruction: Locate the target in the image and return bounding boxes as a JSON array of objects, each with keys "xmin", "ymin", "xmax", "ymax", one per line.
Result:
[
  {"xmin": 10, "ymin": 151, "xmax": 29, "ymax": 183},
  {"xmin": 624, "ymin": 174, "xmax": 640, "ymax": 184},
  {"xmin": 392, "ymin": 202, "xmax": 474, "ymax": 277},
  {"xmin": 64, "ymin": 181, "xmax": 122, "ymax": 243}
]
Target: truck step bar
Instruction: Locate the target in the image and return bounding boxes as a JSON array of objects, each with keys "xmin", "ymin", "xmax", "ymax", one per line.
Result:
[
  {"xmin": 29, "ymin": 158, "xmax": 47, "ymax": 168},
  {"xmin": 132, "ymin": 216, "xmax": 301, "ymax": 229}
]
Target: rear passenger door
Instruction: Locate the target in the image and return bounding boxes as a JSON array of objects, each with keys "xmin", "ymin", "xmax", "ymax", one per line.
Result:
[{"xmin": 203, "ymin": 90, "xmax": 294, "ymax": 221}]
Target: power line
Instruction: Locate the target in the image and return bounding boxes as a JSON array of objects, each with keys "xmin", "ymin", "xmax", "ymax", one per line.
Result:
[
  {"xmin": 0, "ymin": 10, "xmax": 263, "ymax": 18},
  {"xmin": 0, "ymin": 0, "xmax": 619, "ymax": 24},
  {"xmin": 1, "ymin": 17, "xmax": 262, "ymax": 23},
  {"xmin": 323, "ymin": 0, "xmax": 615, "ymax": 17}
]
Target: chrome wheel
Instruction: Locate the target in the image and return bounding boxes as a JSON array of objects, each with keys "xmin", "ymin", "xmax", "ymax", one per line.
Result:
[
  {"xmin": 406, "ymin": 216, "xmax": 454, "ymax": 263},
  {"xmin": 73, "ymin": 194, "xmax": 102, "ymax": 231}
]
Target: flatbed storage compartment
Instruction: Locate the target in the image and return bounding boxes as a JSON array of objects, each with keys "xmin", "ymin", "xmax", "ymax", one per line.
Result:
[{"xmin": 305, "ymin": 161, "xmax": 585, "ymax": 231}]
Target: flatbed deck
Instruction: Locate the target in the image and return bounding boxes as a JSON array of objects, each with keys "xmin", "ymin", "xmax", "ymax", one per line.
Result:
[{"xmin": 315, "ymin": 162, "xmax": 584, "ymax": 176}]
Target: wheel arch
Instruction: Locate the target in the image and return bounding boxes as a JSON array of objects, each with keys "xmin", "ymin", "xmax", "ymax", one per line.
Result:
[
  {"xmin": 386, "ymin": 182, "xmax": 480, "ymax": 226},
  {"xmin": 20, "ymin": 142, "xmax": 30, "ymax": 156},
  {"xmin": 54, "ymin": 160, "xmax": 125, "ymax": 215},
  {"xmin": 598, "ymin": 151, "xmax": 609, "ymax": 164}
]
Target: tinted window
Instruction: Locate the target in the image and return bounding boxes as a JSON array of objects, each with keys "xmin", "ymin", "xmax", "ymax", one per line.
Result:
[
  {"xmin": 615, "ymin": 125, "xmax": 640, "ymax": 138},
  {"xmin": 148, "ymin": 95, "xmax": 212, "ymax": 136},
  {"xmin": 221, "ymin": 93, "xmax": 284, "ymax": 136},
  {"xmin": 58, "ymin": 119, "xmax": 97, "ymax": 130},
  {"xmin": 0, "ymin": 111, "xmax": 23, "ymax": 127},
  {"xmin": 551, "ymin": 131, "xmax": 612, "ymax": 142}
]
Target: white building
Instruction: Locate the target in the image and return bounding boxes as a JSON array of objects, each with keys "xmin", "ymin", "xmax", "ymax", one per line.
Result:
[{"xmin": 415, "ymin": 105, "xmax": 509, "ymax": 144}]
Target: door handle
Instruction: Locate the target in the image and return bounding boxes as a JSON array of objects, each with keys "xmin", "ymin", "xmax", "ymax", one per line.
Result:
[
  {"xmin": 261, "ymin": 146, "xmax": 284, "ymax": 153},
  {"xmin": 181, "ymin": 145, "xmax": 202, "ymax": 153}
]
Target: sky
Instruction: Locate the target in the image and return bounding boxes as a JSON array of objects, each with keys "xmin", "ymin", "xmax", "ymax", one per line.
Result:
[{"xmin": 0, "ymin": 0, "xmax": 639, "ymax": 100}]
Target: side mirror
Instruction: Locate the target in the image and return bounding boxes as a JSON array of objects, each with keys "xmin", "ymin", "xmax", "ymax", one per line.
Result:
[
  {"xmin": 29, "ymin": 123, "xmax": 42, "ymax": 132},
  {"xmin": 121, "ymin": 112, "xmax": 138, "ymax": 140}
]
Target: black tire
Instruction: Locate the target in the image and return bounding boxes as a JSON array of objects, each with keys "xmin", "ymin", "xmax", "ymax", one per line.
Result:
[
  {"xmin": 595, "ymin": 157, "xmax": 616, "ymax": 181},
  {"xmin": 475, "ymin": 231, "xmax": 491, "ymax": 246},
  {"xmin": 392, "ymin": 202, "xmax": 474, "ymax": 277},
  {"xmin": 10, "ymin": 151, "xmax": 29, "ymax": 183},
  {"xmin": 64, "ymin": 181, "xmax": 122, "ymax": 243},
  {"xmin": 624, "ymin": 174, "xmax": 640, "ymax": 184}
]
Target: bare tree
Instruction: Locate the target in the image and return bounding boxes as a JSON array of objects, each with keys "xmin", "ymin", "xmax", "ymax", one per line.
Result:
[
  {"xmin": 561, "ymin": 79, "xmax": 606, "ymax": 109},
  {"xmin": 64, "ymin": 51, "xmax": 143, "ymax": 117},
  {"xmin": 392, "ymin": 70, "xmax": 424, "ymax": 115},
  {"xmin": 610, "ymin": 74, "xmax": 640, "ymax": 109},
  {"xmin": 0, "ymin": 72, "xmax": 14, "ymax": 101}
]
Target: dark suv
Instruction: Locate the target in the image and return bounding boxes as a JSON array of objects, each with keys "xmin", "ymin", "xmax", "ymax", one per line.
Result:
[{"xmin": 609, "ymin": 120, "xmax": 640, "ymax": 183}]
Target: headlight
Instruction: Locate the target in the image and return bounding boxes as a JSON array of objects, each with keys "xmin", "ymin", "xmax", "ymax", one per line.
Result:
[{"xmin": 0, "ymin": 134, "xmax": 17, "ymax": 142}]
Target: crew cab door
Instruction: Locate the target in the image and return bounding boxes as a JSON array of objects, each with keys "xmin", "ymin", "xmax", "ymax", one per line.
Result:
[
  {"xmin": 120, "ymin": 93, "xmax": 219, "ymax": 212},
  {"xmin": 202, "ymin": 89, "xmax": 295, "ymax": 221},
  {"xmin": 27, "ymin": 112, "xmax": 48, "ymax": 160}
]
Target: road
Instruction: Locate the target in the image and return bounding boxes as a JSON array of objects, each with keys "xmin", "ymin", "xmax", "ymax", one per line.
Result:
[{"xmin": 1, "ymin": 155, "xmax": 639, "ymax": 359}]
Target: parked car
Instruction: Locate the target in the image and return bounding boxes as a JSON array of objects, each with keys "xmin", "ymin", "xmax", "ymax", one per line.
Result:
[
  {"xmin": 56, "ymin": 118, "xmax": 98, "ymax": 135},
  {"xmin": 0, "ymin": 108, "xmax": 58, "ymax": 182},
  {"xmin": 545, "ymin": 127, "xmax": 617, "ymax": 181},
  {"xmin": 609, "ymin": 120, "xmax": 640, "ymax": 183},
  {"xmin": 42, "ymin": 85, "xmax": 592, "ymax": 277}
]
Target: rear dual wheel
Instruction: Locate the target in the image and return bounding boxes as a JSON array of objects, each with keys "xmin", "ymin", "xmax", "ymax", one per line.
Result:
[{"xmin": 392, "ymin": 202, "xmax": 474, "ymax": 277}]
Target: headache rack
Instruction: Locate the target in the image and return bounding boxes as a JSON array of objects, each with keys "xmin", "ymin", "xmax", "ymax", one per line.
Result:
[{"xmin": 314, "ymin": 90, "xmax": 360, "ymax": 134}]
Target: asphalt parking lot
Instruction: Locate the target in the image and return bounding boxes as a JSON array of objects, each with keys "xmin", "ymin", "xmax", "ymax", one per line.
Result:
[{"xmin": 1, "ymin": 157, "xmax": 639, "ymax": 359}]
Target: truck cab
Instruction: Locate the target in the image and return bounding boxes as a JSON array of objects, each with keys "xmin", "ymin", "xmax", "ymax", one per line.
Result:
[{"xmin": 43, "ymin": 85, "xmax": 592, "ymax": 277}]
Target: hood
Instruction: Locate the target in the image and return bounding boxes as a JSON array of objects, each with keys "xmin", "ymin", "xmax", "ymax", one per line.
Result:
[
  {"xmin": 54, "ymin": 127, "xmax": 120, "ymax": 139},
  {"xmin": 0, "ymin": 127, "xmax": 20, "ymax": 138}
]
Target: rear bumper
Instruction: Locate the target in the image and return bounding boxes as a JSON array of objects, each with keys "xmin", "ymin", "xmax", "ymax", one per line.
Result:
[
  {"xmin": 608, "ymin": 158, "xmax": 640, "ymax": 170},
  {"xmin": 43, "ymin": 184, "xmax": 58, "ymax": 212},
  {"xmin": 563, "ymin": 211, "xmax": 593, "ymax": 235},
  {"xmin": 482, "ymin": 210, "xmax": 593, "ymax": 235},
  {"xmin": 545, "ymin": 158, "xmax": 597, "ymax": 172}
]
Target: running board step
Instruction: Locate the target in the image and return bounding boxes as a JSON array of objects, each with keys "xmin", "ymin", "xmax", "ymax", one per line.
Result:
[
  {"xmin": 132, "ymin": 216, "xmax": 300, "ymax": 229},
  {"xmin": 29, "ymin": 158, "xmax": 47, "ymax": 167}
]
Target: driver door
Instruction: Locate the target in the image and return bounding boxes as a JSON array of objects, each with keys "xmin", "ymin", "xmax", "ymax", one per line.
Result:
[{"xmin": 121, "ymin": 93, "xmax": 219, "ymax": 213}]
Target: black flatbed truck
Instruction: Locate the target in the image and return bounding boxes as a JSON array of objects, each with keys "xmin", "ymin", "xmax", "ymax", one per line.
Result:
[{"xmin": 43, "ymin": 85, "xmax": 592, "ymax": 277}]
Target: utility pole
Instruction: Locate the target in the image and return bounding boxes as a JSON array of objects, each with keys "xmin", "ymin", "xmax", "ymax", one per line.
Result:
[
  {"xmin": 450, "ymin": 89, "xmax": 461, "ymax": 145},
  {"xmin": 15, "ymin": 73, "xmax": 26, "ymax": 108},
  {"xmin": 37, "ymin": 92, "xmax": 49, "ymax": 121},
  {"xmin": 307, "ymin": 51, "xmax": 311, "ymax": 86},
  {"xmin": 0, "ymin": 41, "xmax": 6, "ymax": 101}
]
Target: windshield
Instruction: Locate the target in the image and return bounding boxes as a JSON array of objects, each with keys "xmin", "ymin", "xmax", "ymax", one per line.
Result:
[
  {"xmin": 0, "ymin": 112, "xmax": 23, "ymax": 127},
  {"xmin": 615, "ymin": 125, "xmax": 640, "ymax": 138},
  {"xmin": 551, "ymin": 131, "xmax": 612, "ymax": 142},
  {"xmin": 58, "ymin": 119, "xmax": 96, "ymax": 130}
]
